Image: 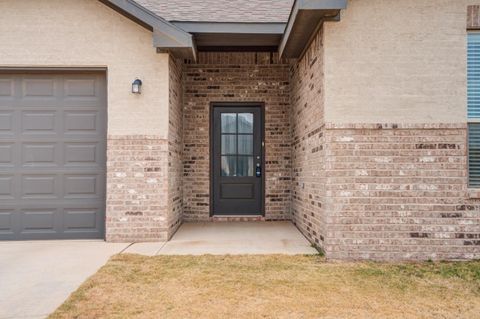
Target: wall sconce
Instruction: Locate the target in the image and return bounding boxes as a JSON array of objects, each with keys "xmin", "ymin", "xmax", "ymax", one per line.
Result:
[{"xmin": 132, "ymin": 78, "xmax": 142, "ymax": 94}]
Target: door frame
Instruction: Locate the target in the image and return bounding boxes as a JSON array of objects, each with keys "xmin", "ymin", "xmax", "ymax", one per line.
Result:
[{"xmin": 209, "ymin": 102, "xmax": 266, "ymax": 217}]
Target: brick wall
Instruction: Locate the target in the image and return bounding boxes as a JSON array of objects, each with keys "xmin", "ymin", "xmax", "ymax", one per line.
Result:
[
  {"xmin": 468, "ymin": 5, "xmax": 480, "ymax": 29},
  {"xmin": 106, "ymin": 136, "xmax": 169, "ymax": 242},
  {"xmin": 183, "ymin": 52, "xmax": 291, "ymax": 221},
  {"xmin": 324, "ymin": 124, "xmax": 479, "ymax": 260},
  {"xmin": 290, "ymin": 28, "xmax": 328, "ymax": 249},
  {"xmin": 291, "ymin": 21, "xmax": 480, "ymax": 260},
  {"xmin": 167, "ymin": 56, "xmax": 184, "ymax": 238}
]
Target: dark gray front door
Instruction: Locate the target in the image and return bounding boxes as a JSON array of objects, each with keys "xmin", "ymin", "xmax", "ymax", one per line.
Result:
[
  {"xmin": 0, "ymin": 71, "xmax": 107, "ymax": 240},
  {"xmin": 212, "ymin": 105, "xmax": 264, "ymax": 216}
]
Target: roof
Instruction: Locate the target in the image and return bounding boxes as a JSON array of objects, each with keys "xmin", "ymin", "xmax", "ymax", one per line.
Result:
[
  {"xmin": 100, "ymin": 0, "xmax": 347, "ymax": 60},
  {"xmin": 134, "ymin": 0, "xmax": 294, "ymax": 23}
]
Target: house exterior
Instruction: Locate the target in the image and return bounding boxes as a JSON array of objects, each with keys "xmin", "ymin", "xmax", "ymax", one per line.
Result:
[{"xmin": 0, "ymin": 0, "xmax": 479, "ymax": 260}]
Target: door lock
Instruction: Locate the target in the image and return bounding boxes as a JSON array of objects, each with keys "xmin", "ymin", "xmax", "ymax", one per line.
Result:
[{"xmin": 256, "ymin": 163, "xmax": 262, "ymax": 177}]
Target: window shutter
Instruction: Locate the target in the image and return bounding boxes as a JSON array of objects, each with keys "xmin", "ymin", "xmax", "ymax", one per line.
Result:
[
  {"xmin": 469, "ymin": 124, "xmax": 480, "ymax": 187},
  {"xmin": 468, "ymin": 33, "xmax": 480, "ymax": 119},
  {"xmin": 468, "ymin": 34, "xmax": 480, "ymax": 187}
]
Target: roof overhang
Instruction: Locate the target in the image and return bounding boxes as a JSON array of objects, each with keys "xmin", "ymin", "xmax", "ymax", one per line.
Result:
[
  {"xmin": 279, "ymin": 0, "xmax": 347, "ymax": 58},
  {"xmin": 99, "ymin": 0, "xmax": 197, "ymax": 60},
  {"xmin": 172, "ymin": 22, "xmax": 286, "ymax": 51},
  {"xmin": 99, "ymin": 0, "xmax": 347, "ymax": 60}
]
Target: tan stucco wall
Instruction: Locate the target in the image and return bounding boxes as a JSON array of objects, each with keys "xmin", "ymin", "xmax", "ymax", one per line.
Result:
[
  {"xmin": 324, "ymin": 0, "xmax": 469, "ymax": 124},
  {"xmin": 0, "ymin": 0, "xmax": 169, "ymax": 137}
]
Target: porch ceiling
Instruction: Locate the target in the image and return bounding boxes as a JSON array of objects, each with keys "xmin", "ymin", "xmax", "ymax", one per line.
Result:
[{"xmin": 172, "ymin": 22, "xmax": 286, "ymax": 51}]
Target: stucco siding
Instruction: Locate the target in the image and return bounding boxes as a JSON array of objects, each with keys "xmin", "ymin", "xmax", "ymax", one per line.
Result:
[
  {"xmin": 0, "ymin": 0, "xmax": 172, "ymax": 241},
  {"xmin": 324, "ymin": 0, "xmax": 467, "ymax": 124},
  {"xmin": 0, "ymin": 0, "xmax": 169, "ymax": 137}
]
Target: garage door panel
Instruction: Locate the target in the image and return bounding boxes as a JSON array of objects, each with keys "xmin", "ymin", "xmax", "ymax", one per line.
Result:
[
  {"xmin": 20, "ymin": 209, "xmax": 57, "ymax": 232},
  {"xmin": 0, "ymin": 210, "xmax": 14, "ymax": 232},
  {"xmin": 0, "ymin": 79, "xmax": 13, "ymax": 96},
  {"xmin": 64, "ymin": 78, "xmax": 96, "ymax": 97},
  {"xmin": 64, "ymin": 174, "xmax": 100, "ymax": 198},
  {"xmin": 64, "ymin": 208, "xmax": 100, "ymax": 231},
  {"xmin": 22, "ymin": 143, "xmax": 58, "ymax": 166},
  {"xmin": 20, "ymin": 76, "xmax": 61, "ymax": 108},
  {"xmin": 0, "ymin": 72, "xmax": 106, "ymax": 240},
  {"xmin": 64, "ymin": 142, "xmax": 101, "ymax": 166},
  {"xmin": 0, "ymin": 207, "xmax": 104, "ymax": 240},
  {"xmin": 64, "ymin": 111, "xmax": 98, "ymax": 133},
  {"xmin": 21, "ymin": 175, "xmax": 57, "ymax": 198},
  {"xmin": 63, "ymin": 76, "xmax": 105, "ymax": 108},
  {"xmin": 22, "ymin": 111, "xmax": 57, "ymax": 134},
  {"xmin": 0, "ymin": 175, "xmax": 14, "ymax": 199},
  {"xmin": 23, "ymin": 78, "xmax": 56, "ymax": 97},
  {"xmin": 0, "ymin": 143, "xmax": 14, "ymax": 166},
  {"xmin": 0, "ymin": 111, "xmax": 14, "ymax": 133}
]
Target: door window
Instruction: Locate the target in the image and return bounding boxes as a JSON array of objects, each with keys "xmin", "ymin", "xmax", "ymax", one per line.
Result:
[{"xmin": 220, "ymin": 112, "xmax": 254, "ymax": 177}]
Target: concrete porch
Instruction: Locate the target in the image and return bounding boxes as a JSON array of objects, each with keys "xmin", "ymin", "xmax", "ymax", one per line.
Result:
[{"xmin": 123, "ymin": 222, "xmax": 318, "ymax": 256}]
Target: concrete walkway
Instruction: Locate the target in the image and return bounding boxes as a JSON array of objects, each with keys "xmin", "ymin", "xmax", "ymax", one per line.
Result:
[
  {"xmin": 0, "ymin": 222, "xmax": 315, "ymax": 319},
  {"xmin": 123, "ymin": 221, "xmax": 318, "ymax": 256},
  {"xmin": 0, "ymin": 241, "xmax": 129, "ymax": 319}
]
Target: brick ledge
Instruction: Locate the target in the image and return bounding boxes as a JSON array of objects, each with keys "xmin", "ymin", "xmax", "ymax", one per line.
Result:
[
  {"xmin": 107, "ymin": 135, "xmax": 168, "ymax": 140},
  {"xmin": 211, "ymin": 216, "xmax": 265, "ymax": 222},
  {"xmin": 467, "ymin": 189, "xmax": 480, "ymax": 199},
  {"xmin": 325, "ymin": 123, "xmax": 467, "ymax": 130}
]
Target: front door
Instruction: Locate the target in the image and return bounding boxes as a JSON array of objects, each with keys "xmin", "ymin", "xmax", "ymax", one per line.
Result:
[{"xmin": 212, "ymin": 104, "xmax": 264, "ymax": 216}]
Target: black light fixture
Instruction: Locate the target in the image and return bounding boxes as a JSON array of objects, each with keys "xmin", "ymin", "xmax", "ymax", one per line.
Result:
[{"xmin": 132, "ymin": 78, "xmax": 142, "ymax": 94}]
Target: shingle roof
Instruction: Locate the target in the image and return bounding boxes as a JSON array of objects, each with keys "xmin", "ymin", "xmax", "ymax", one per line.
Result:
[{"xmin": 135, "ymin": 0, "xmax": 294, "ymax": 23}]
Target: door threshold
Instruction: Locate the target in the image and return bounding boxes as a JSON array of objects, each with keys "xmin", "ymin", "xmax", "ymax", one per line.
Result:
[{"xmin": 211, "ymin": 215, "xmax": 265, "ymax": 222}]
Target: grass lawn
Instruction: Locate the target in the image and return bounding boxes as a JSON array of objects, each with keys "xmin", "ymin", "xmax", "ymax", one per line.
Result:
[{"xmin": 50, "ymin": 254, "xmax": 480, "ymax": 319}]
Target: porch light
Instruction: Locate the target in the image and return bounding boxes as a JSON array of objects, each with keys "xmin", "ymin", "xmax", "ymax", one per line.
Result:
[{"xmin": 132, "ymin": 78, "xmax": 142, "ymax": 94}]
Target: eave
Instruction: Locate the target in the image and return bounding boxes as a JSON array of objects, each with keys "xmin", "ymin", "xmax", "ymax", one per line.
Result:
[
  {"xmin": 99, "ymin": 0, "xmax": 197, "ymax": 60},
  {"xmin": 279, "ymin": 0, "xmax": 347, "ymax": 58}
]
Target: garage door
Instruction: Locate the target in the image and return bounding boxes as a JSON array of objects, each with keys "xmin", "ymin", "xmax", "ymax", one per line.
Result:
[{"xmin": 0, "ymin": 71, "xmax": 107, "ymax": 240}]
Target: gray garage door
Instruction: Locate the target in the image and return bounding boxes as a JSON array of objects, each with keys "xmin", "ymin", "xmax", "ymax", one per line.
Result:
[{"xmin": 0, "ymin": 71, "xmax": 107, "ymax": 240}]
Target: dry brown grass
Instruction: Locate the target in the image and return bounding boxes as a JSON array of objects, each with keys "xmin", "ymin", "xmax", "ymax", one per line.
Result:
[{"xmin": 50, "ymin": 254, "xmax": 480, "ymax": 319}]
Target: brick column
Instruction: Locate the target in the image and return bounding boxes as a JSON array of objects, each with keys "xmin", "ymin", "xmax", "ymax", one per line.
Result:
[{"xmin": 106, "ymin": 136, "xmax": 169, "ymax": 242}]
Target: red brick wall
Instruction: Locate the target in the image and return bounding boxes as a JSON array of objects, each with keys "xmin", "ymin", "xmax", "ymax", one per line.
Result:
[
  {"xmin": 183, "ymin": 52, "xmax": 291, "ymax": 221},
  {"xmin": 106, "ymin": 136, "xmax": 169, "ymax": 242},
  {"xmin": 290, "ymin": 28, "xmax": 328, "ymax": 249}
]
